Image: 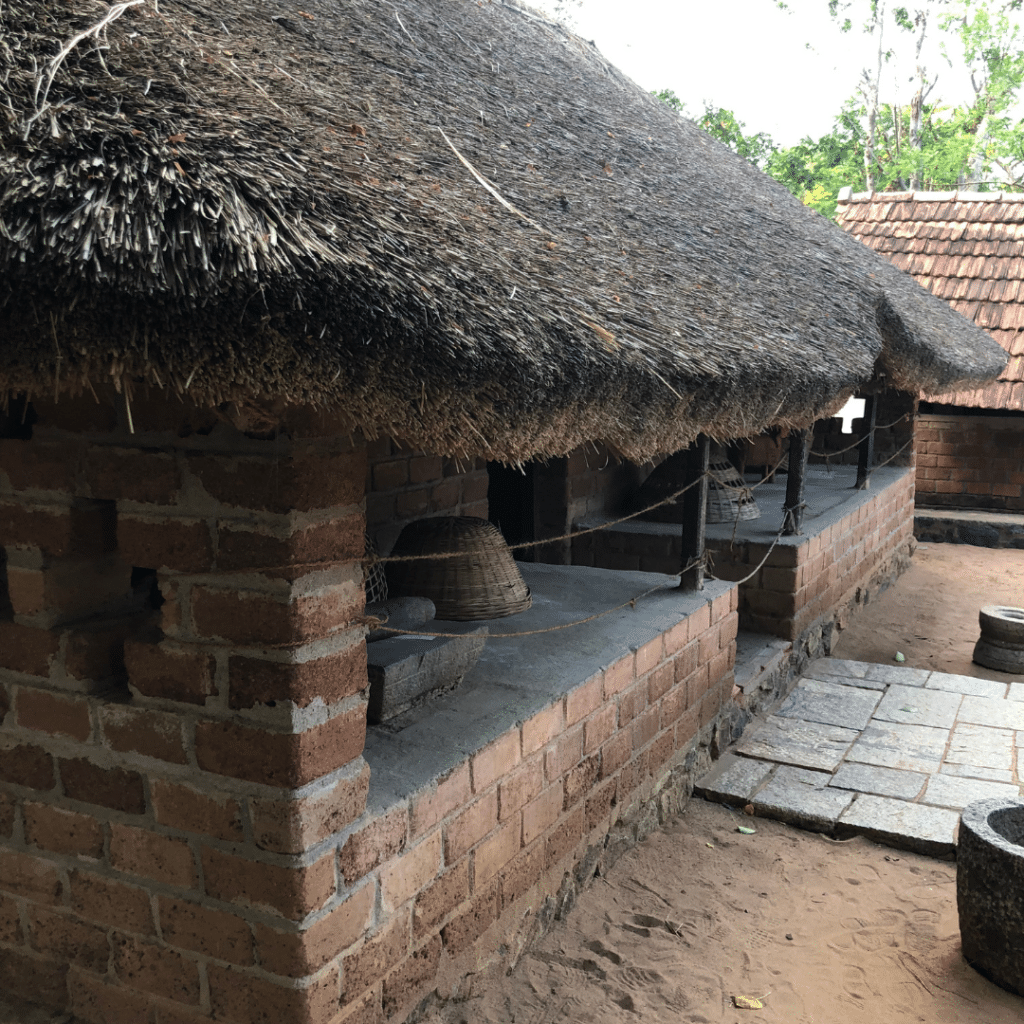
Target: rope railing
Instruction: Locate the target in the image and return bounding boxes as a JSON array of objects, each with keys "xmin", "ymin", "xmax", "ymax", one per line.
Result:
[{"xmin": 365, "ymin": 421, "xmax": 915, "ymax": 638}]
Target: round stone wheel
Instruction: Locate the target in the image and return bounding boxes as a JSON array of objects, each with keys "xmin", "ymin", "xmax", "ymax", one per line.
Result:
[
  {"xmin": 958, "ymin": 798, "xmax": 1024, "ymax": 996},
  {"xmin": 973, "ymin": 605, "xmax": 1024, "ymax": 673},
  {"xmin": 973, "ymin": 637, "xmax": 1024, "ymax": 673},
  {"xmin": 978, "ymin": 605, "xmax": 1024, "ymax": 645}
]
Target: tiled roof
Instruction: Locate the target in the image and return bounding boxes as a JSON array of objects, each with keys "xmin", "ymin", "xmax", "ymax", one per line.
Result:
[{"xmin": 836, "ymin": 190, "xmax": 1024, "ymax": 410}]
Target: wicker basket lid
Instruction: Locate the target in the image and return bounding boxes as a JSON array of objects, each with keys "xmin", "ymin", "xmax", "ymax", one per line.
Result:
[{"xmin": 386, "ymin": 516, "xmax": 532, "ymax": 621}]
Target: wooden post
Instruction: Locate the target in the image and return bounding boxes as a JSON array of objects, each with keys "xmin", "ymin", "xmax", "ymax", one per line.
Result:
[
  {"xmin": 783, "ymin": 429, "xmax": 810, "ymax": 536},
  {"xmin": 679, "ymin": 434, "xmax": 710, "ymax": 592},
  {"xmin": 856, "ymin": 394, "xmax": 877, "ymax": 489}
]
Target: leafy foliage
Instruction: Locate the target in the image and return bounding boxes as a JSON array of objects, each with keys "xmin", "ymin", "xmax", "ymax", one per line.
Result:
[{"xmin": 654, "ymin": 0, "xmax": 1024, "ymax": 219}]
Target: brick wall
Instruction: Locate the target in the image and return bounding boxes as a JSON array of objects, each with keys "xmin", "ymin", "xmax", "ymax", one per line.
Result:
[
  {"xmin": 365, "ymin": 439, "xmax": 488, "ymax": 556},
  {"xmin": 1, "ymin": 393, "xmax": 746, "ymax": 1024},
  {"xmin": 563, "ymin": 444, "xmax": 648, "ymax": 524},
  {"xmin": 335, "ymin": 585, "xmax": 738, "ymax": 1021},
  {"xmin": 710, "ymin": 470, "xmax": 916, "ymax": 640},
  {"xmin": 575, "ymin": 470, "xmax": 916, "ymax": 644},
  {"xmin": 0, "ymin": 392, "xmax": 371, "ymax": 1023},
  {"xmin": 915, "ymin": 411, "xmax": 1024, "ymax": 512}
]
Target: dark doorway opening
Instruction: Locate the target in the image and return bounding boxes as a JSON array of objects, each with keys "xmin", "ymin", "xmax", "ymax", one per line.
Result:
[{"xmin": 487, "ymin": 462, "xmax": 535, "ymax": 561}]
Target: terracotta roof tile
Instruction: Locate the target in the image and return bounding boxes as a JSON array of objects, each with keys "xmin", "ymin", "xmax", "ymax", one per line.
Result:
[
  {"xmin": 976, "ymin": 304, "xmax": 1004, "ymax": 329},
  {"xmin": 999, "ymin": 304, "xmax": 1024, "ymax": 329},
  {"xmin": 965, "ymin": 278, "xmax": 988, "ymax": 301},
  {"xmin": 840, "ymin": 192, "xmax": 1024, "ymax": 410}
]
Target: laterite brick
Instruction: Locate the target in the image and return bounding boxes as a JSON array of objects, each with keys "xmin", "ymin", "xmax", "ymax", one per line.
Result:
[
  {"xmin": 112, "ymin": 934, "xmax": 201, "ymax": 1004},
  {"xmin": 194, "ymin": 704, "xmax": 366, "ymax": 788},
  {"xmin": 59, "ymin": 758, "xmax": 145, "ymax": 814},
  {"xmin": 23, "ymin": 801, "xmax": 104, "ymax": 859},
  {"xmin": 150, "ymin": 779, "xmax": 244, "ymax": 842},
  {"xmin": 254, "ymin": 882, "xmax": 374, "ymax": 977},
  {"xmin": 201, "ymin": 847, "xmax": 336, "ymax": 920},
  {"xmin": 227, "ymin": 641, "xmax": 366, "ymax": 710}
]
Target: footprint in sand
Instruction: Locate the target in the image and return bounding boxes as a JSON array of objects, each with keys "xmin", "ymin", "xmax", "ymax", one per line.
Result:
[{"xmin": 583, "ymin": 940, "xmax": 622, "ymax": 965}]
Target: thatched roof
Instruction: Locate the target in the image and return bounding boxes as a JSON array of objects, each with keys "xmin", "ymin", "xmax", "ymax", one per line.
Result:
[
  {"xmin": 836, "ymin": 190, "xmax": 1024, "ymax": 411},
  {"xmin": 0, "ymin": 0, "xmax": 1008, "ymax": 460}
]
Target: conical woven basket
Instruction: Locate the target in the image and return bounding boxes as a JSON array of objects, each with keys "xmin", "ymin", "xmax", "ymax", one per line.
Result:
[
  {"xmin": 629, "ymin": 450, "xmax": 760, "ymax": 524},
  {"xmin": 706, "ymin": 458, "xmax": 760, "ymax": 524},
  {"xmin": 386, "ymin": 516, "xmax": 532, "ymax": 621}
]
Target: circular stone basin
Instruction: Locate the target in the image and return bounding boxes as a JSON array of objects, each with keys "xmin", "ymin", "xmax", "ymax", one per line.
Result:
[
  {"xmin": 973, "ymin": 605, "xmax": 1024, "ymax": 673},
  {"xmin": 957, "ymin": 798, "xmax": 1024, "ymax": 995}
]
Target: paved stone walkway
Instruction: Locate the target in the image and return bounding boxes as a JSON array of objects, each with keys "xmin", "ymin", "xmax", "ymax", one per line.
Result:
[{"xmin": 696, "ymin": 658, "xmax": 1024, "ymax": 856}]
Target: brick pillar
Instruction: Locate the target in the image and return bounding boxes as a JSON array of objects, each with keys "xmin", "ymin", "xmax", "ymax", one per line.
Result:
[{"xmin": 1, "ymin": 394, "xmax": 373, "ymax": 1024}]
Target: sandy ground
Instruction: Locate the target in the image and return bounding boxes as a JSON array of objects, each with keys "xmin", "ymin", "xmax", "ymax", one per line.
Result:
[
  {"xmin": 3, "ymin": 542, "xmax": 1022, "ymax": 1024},
  {"xmin": 427, "ymin": 799, "xmax": 1023, "ymax": 1024},
  {"xmin": 832, "ymin": 541, "xmax": 1024, "ymax": 678}
]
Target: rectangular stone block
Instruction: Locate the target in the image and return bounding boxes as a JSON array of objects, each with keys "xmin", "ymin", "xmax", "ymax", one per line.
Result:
[
  {"xmin": 366, "ymin": 627, "xmax": 487, "ymax": 723},
  {"xmin": 828, "ymin": 762, "xmax": 927, "ymax": 801},
  {"xmin": 921, "ymin": 774, "xmax": 1021, "ymax": 811},
  {"xmin": 753, "ymin": 765, "xmax": 855, "ymax": 832},
  {"xmin": 873, "ymin": 684, "xmax": 962, "ymax": 730},
  {"xmin": 927, "ymin": 673, "xmax": 1008, "ymax": 699},
  {"xmin": 736, "ymin": 716, "xmax": 859, "ymax": 772},
  {"xmin": 838, "ymin": 794, "xmax": 958, "ymax": 856},
  {"xmin": 944, "ymin": 722, "xmax": 1016, "ymax": 771},
  {"xmin": 775, "ymin": 677, "xmax": 881, "ymax": 731},
  {"xmin": 694, "ymin": 751, "xmax": 774, "ymax": 804},
  {"xmin": 845, "ymin": 721, "xmax": 949, "ymax": 774},
  {"xmin": 959, "ymin": 694, "xmax": 1024, "ymax": 731}
]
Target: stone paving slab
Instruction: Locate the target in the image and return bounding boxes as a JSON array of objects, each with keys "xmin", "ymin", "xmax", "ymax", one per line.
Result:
[
  {"xmin": 828, "ymin": 762, "xmax": 927, "ymax": 801},
  {"xmin": 753, "ymin": 766, "xmax": 855, "ymax": 832},
  {"xmin": 709, "ymin": 657, "xmax": 1024, "ymax": 857},
  {"xmin": 775, "ymin": 677, "xmax": 881, "ymax": 731},
  {"xmin": 693, "ymin": 752, "xmax": 774, "ymax": 804},
  {"xmin": 735, "ymin": 716, "xmax": 859, "ymax": 772},
  {"xmin": 845, "ymin": 720, "xmax": 949, "ymax": 774},
  {"xmin": 858, "ymin": 664, "xmax": 931, "ymax": 687},
  {"xmin": 927, "ymin": 673, "xmax": 1007, "ymax": 698},
  {"xmin": 946, "ymin": 722, "xmax": 1016, "ymax": 770},
  {"xmin": 940, "ymin": 763, "xmax": 1016, "ymax": 784},
  {"xmin": 872, "ymin": 684, "xmax": 962, "ymax": 730},
  {"xmin": 921, "ymin": 773, "xmax": 1022, "ymax": 811},
  {"xmin": 959, "ymin": 693, "xmax": 1024, "ymax": 731},
  {"xmin": 838, "ymin": 794, "xmax": 959, "ymax": 857},
  {"xmin": 803, "ymin": 669, "xmax": 889, "ymax": 691}
]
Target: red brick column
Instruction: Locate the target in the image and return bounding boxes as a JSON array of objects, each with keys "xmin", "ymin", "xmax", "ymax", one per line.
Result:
[{"xmin": 1, "ymin": 395, "xmax": 371, "ymax": 1023}]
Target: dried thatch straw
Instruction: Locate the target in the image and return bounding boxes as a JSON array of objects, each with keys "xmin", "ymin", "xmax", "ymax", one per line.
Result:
[{"xmin": 0, "ymin": 0, "xmax": 1008, "ymax": 460}]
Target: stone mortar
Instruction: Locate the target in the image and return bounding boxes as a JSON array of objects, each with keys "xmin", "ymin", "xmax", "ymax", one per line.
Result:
[{"xmin": 957, "ymin": 797, "xmax": 1024, "ymax": 996}]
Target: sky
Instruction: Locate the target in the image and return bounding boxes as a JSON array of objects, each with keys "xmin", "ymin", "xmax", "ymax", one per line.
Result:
[{"xmin": 528, "ymin": 0, "xmax": 1004, "ymax": 148}]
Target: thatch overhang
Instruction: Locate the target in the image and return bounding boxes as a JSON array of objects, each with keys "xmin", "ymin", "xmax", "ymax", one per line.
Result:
[{"xmin": 0, "ymin": 0, "xmax": 1008, "ymax": 461}]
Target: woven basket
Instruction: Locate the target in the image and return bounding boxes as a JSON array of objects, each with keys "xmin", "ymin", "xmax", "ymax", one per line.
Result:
[
  {"xmin": 363, "ymin": 535, "xmax": 389, "ymax": 605},
  {"xmin": 386, "ymin": 517, "xmax": 532, "ymax": 621},
  {"xmin": 629, "ymin": 450, "xmax": 760, "ymax": 524},
  {"xmin": 706, "ymin": 457, "xmax": 760, "ymax": 524}
]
